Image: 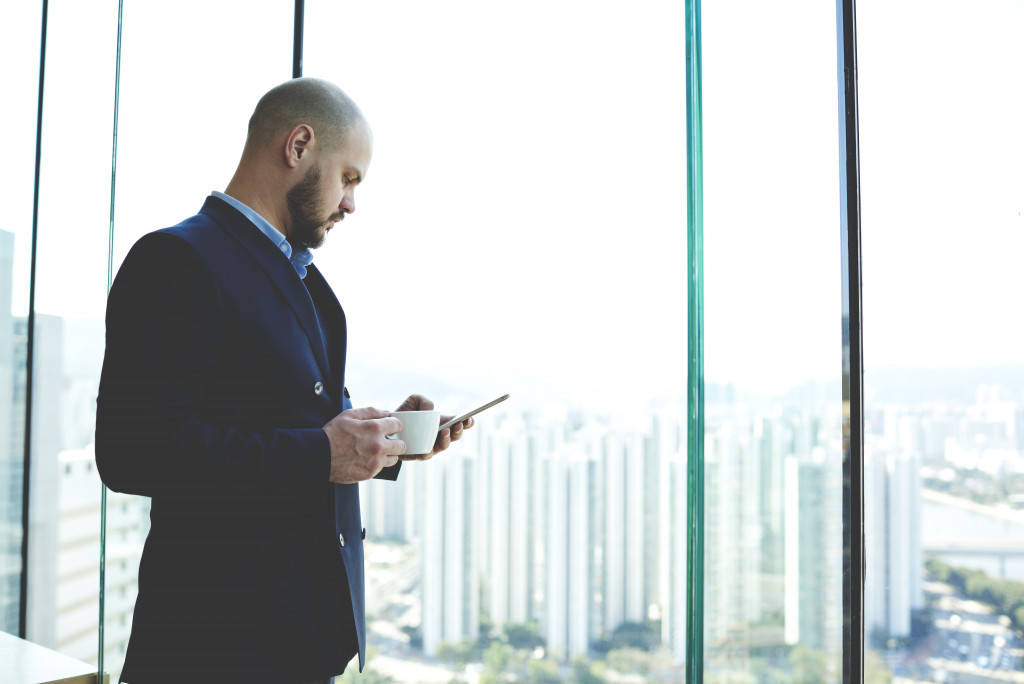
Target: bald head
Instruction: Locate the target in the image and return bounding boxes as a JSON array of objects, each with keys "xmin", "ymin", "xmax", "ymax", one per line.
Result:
[
  {"xmin": 245, "ymin": 78, "xmax": 366, "ymax": 155},
  {"xmin": 224, "ymin": 78, "xmax": 372, "ymax": 244}
]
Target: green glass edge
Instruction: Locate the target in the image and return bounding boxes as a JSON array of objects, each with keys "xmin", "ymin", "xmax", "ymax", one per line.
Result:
[
  {"xmin": 684, "ymin": 0, "xmax": 704, "ymax": 681},
  {"xmin": 99, "ymin": 0, "xmax": 125, "ymax": 678}
]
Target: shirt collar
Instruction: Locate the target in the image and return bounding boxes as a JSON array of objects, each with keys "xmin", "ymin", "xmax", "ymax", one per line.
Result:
[{"xmin": 211, "ymin": 191, "xmax": 314, "ymax": 279}]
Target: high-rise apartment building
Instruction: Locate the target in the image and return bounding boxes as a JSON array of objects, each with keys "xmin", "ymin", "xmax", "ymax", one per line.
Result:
[
  {"xmin": 705, "ymin": 407, "xmax": 844, "ymax": 677},
  {"xmin": 367, "ymin": 402, "xmax": 854, "ymax": 673},
  {"xmin": 50, "ymin": 444, "xmax": 149, "ymax": 679},
  {"xmin": 864, "ymin": 444, "xmax": 922, "ymax": 640},
  {"xmin": 0, "ymin": 229, "xmax": 18, "ymax": 635},
  {"xmin": 421, "ymin": 446, "xmax": 478, "ymax": 655},
  {"xmin": 784, "ymin": 446, "xmax": 843, "ymax": 664},
  {"xmin": 26, "ymin": 314, "xmax": 63, "ymax": 648}
]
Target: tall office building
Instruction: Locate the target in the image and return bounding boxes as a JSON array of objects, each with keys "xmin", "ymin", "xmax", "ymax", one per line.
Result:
[
  {"xmin": 652, "ymin": 405, "xmax": 687, "ymax": 663},
  {"xmin": 600, "ymin": 421, "xmax": 654, "ymax": 634},
  {"xmin": 784, "ymin": 446, "xmax": 843, "ymax": 661},
  {"xmin": 863, "ymin": 444, "xmax": 922, "ymax": 641},
  {"xmin": 421, "ymin": 447, "xmax": 478, "ymax": 656},
  {"xmin": 543, "ymin": 439, "xmax": 597, "ymax": 659},
  {"xmin": 863, "ymin": 445, "xmax": 887, "ymax": 641},
  {"xmin": 506, "ymin": 416, "xmax": 535, "ymax": 627},
  {"xmin": 475, "ymin": 413, "xmax": 548, "ymax": 635},
  {"xmin": 662, "ymin": 452, "xmax": 688, "ymax": 663},
  {"xmin": 362, "ymin": 459, "xmax": 410, "ymax": 542},
  {"xmin": 755, "ymin": 413, "xmax": 790, "ymax": 584},
  {"xmin": 25, "ymin": 314, "xmax": 63, "ymax": 647},
  {"xmin": 705, "ymin": 418, "xmax": 764, "ymax": 659},
  {"xmin": 705, "ymin": 407, "xmax": 844, "ymax": 677},
  {"xmin": 480, "ymin": 423, "xmax": 512, "ymax": 631},
  {"xmin": 889, "ymin": 449, "xmax": 923, "ymax": 637}
]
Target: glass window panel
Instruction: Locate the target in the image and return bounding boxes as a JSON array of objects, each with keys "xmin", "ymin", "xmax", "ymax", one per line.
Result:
[
  {"xmin": 305, "ymin": 0, "xmax": 689, "ymax": 680},
  {"xmin": 859, "ymin": 0, "xmax": 1024, "ymax": 678},
  {"xmin": 23, "ymin": 0, "xmax": 119, "ymax": 671},
  {"xmin": 701, "ymin": 0, "xmax": 843, "ymax": 680},
  {"xmin": 98, "ymin": 2, "xmax": 292, "ymax": 680},
  {"xmin": 0, "ymin": 0, "xmax": 43, "ymax": 640}
]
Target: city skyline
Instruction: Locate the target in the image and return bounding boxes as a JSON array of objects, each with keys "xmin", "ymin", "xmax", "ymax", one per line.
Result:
[
  {"xmin": 4, "ymin": 0, "xmax": 1024, "ymax": 681},
  {"xmin": 11, "ymin": 300, "xmax": 1024, "ymax": 681}
]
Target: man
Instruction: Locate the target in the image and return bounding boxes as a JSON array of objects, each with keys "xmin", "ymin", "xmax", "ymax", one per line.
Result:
[{"xmin": 95, "ymin": 78, "xmax": 471, "ymax": 683}]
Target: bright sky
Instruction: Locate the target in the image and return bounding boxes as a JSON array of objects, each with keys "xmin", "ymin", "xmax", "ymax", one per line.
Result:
[{"xmin": 3, "ymin": 0, "xmax": 1023, "ymax": 409}]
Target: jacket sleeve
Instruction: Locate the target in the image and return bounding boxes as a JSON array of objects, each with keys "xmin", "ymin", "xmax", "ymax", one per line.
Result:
[{"xmin": 95, "ymin": 232, "xmax": 331, "ymax": 497}]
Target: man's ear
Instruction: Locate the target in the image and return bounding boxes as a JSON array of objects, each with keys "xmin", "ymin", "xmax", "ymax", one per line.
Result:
[{"xmin": 284, "ymin": 124, "xmax": 314, "ymax": 168}]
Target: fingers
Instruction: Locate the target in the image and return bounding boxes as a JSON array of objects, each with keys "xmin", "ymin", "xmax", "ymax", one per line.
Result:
[
  {"xmin": 437, "ymin": 415, "xmax": 474, "ymax": 440},
  {"xmin": 381, "ymin": 415, "xmax": 404, "ymax": 437},
  {"xmin": 346, "ymin": 407, "xmax": 403, "ymax": 441},
  {"xmin": 396, "ymin": 394, "xmax": 434, "ymax": 412},
  {"xmin": 431, "ymin": 426, "xmax": 454, "ymax": 456},
  {"xmin": 325, "ymin": 407, "xmax": 409, "ymax": 484},
  {"xmin": 343, "ymin": 400, "xmax": 477, "ymax": 469},
  {"xmin": 347, "ymin": 406, "xmax": 392, "ymax": 420},
  {"xmin": 452, "ymin": 416, "xmax": 474, "ymax": 437}
]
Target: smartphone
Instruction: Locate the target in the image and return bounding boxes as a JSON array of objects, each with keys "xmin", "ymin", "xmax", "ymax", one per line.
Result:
[{"xmin": 439, "ymin": 394, "xmax": 510, "ymax": 431}]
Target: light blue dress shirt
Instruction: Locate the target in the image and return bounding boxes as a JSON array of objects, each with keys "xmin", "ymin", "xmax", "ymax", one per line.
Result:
[{"xmin": 211, "ymin": 190, "xmax": 315, "ymax": 279}]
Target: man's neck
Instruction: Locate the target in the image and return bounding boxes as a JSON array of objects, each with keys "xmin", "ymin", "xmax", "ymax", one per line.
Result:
[{"xmin": 223, "ymin": 177, "xmax": 289, "ymax": 237}]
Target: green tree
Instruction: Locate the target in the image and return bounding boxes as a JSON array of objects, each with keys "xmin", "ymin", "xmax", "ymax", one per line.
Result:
[
  {"xmin": 610, "ymin": 621, "xmax": 660, "ymax": 650},
  {"xmin": 925, "ymin": 557, "xmax": 950, "ymax": 583},
  {"xmin": 864, "ymin": 649, "xmax": 893, "ymax": 684},
  {"xmin": 525, "ymin": 657, "xmax": 561, "ymax": 683},
  {"xmin": 607, "ymin": 647, "xmax": 652, "ymax": 675},
  {"xmin": 929, "ymin": 557, "xmax": 1024, "ymax": 632},
  {"xmin": 790, "ymin": 644, "xmax": 826, "ymax": 684},
  {"xmin": 505, "ymin": 621, "xmax": 546, "ymax": 651},
  {"xmin": 483, "ymin": 641, "xmax": 516, "ymax": 677},
  {"xmin": 437, "ymin": 639, "xmax": 475, "ymax": 671},
  {"xmin": 569, "ymin": 656, "xmax": 605, "ymax": 684}
]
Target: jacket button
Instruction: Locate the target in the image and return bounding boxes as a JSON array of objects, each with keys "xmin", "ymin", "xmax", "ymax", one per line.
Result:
[
  {"xmin": 338, "ymin": 533, "xmax": 345, "ymax": 547},
  {"xmin": 314, "ymin": 382, "xmax": 324, "ymax": 395},
  {"xmin": 361, "ymin": 528, "xmax": 366, "ymax": 540}
]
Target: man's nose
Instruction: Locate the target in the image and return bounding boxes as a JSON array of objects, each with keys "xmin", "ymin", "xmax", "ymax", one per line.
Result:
[{"xmin": 340, "ymin": 194, "xmax": 355, "ymax": 214}]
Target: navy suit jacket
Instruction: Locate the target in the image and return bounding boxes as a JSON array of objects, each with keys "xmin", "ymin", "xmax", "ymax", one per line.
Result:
[{"xmin": 96, "ymin": 196, "xmax": 398, "ymax": 682}]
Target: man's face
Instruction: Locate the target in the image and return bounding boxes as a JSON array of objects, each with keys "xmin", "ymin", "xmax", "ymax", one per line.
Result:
[{"xmin": 285, "ymin": 120, "xmax": 373, "ymax": 251}]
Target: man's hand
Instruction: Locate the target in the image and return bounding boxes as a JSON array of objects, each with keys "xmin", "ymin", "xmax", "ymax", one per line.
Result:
[
  {"xmin": 395, "ymin": 394, "xmax": 475, "ymax": 462},
  {"xmin": 323, "ymin": 407, "xmax": 407, "ymax": 483}
]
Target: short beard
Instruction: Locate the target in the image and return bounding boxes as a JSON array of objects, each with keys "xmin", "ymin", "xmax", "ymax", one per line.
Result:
[{"xmin": 285, "ymin": 161, "xmax": 334, "ymax": 251}]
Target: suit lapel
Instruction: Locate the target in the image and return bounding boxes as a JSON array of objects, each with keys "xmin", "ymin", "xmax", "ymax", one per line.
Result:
[
  {"xmin": 305, "ymin": 264, "xmax": 347, "ymax": 402},
  {"xmin": 200, "ymin": 197, "xmax": 332, "ymax": 383}
]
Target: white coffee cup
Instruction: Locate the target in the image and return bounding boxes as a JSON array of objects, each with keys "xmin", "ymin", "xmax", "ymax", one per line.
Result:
[{"xmin": 387, "ymin": 410, "xmax": 441, "ymax": 455}]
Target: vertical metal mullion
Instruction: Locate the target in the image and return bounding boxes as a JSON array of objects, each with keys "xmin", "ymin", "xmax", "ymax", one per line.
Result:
[
  {"xmin": 684, "ymin": 0, "xmax": 704, "ymax": 680},
  {"xmin": 20, "ymin": 0, "xmax": 49, "ymax": 640},
  {"xmin": 293, "ymin": 0, "xmax": 304, "ymax": 78},
  {"xmin": 837, "ymin": 0, "xmax": 865, "ymax": 681},
  {"xmin": 99, "ymin": 0, "xmax": 125, "ymax": 677}
]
